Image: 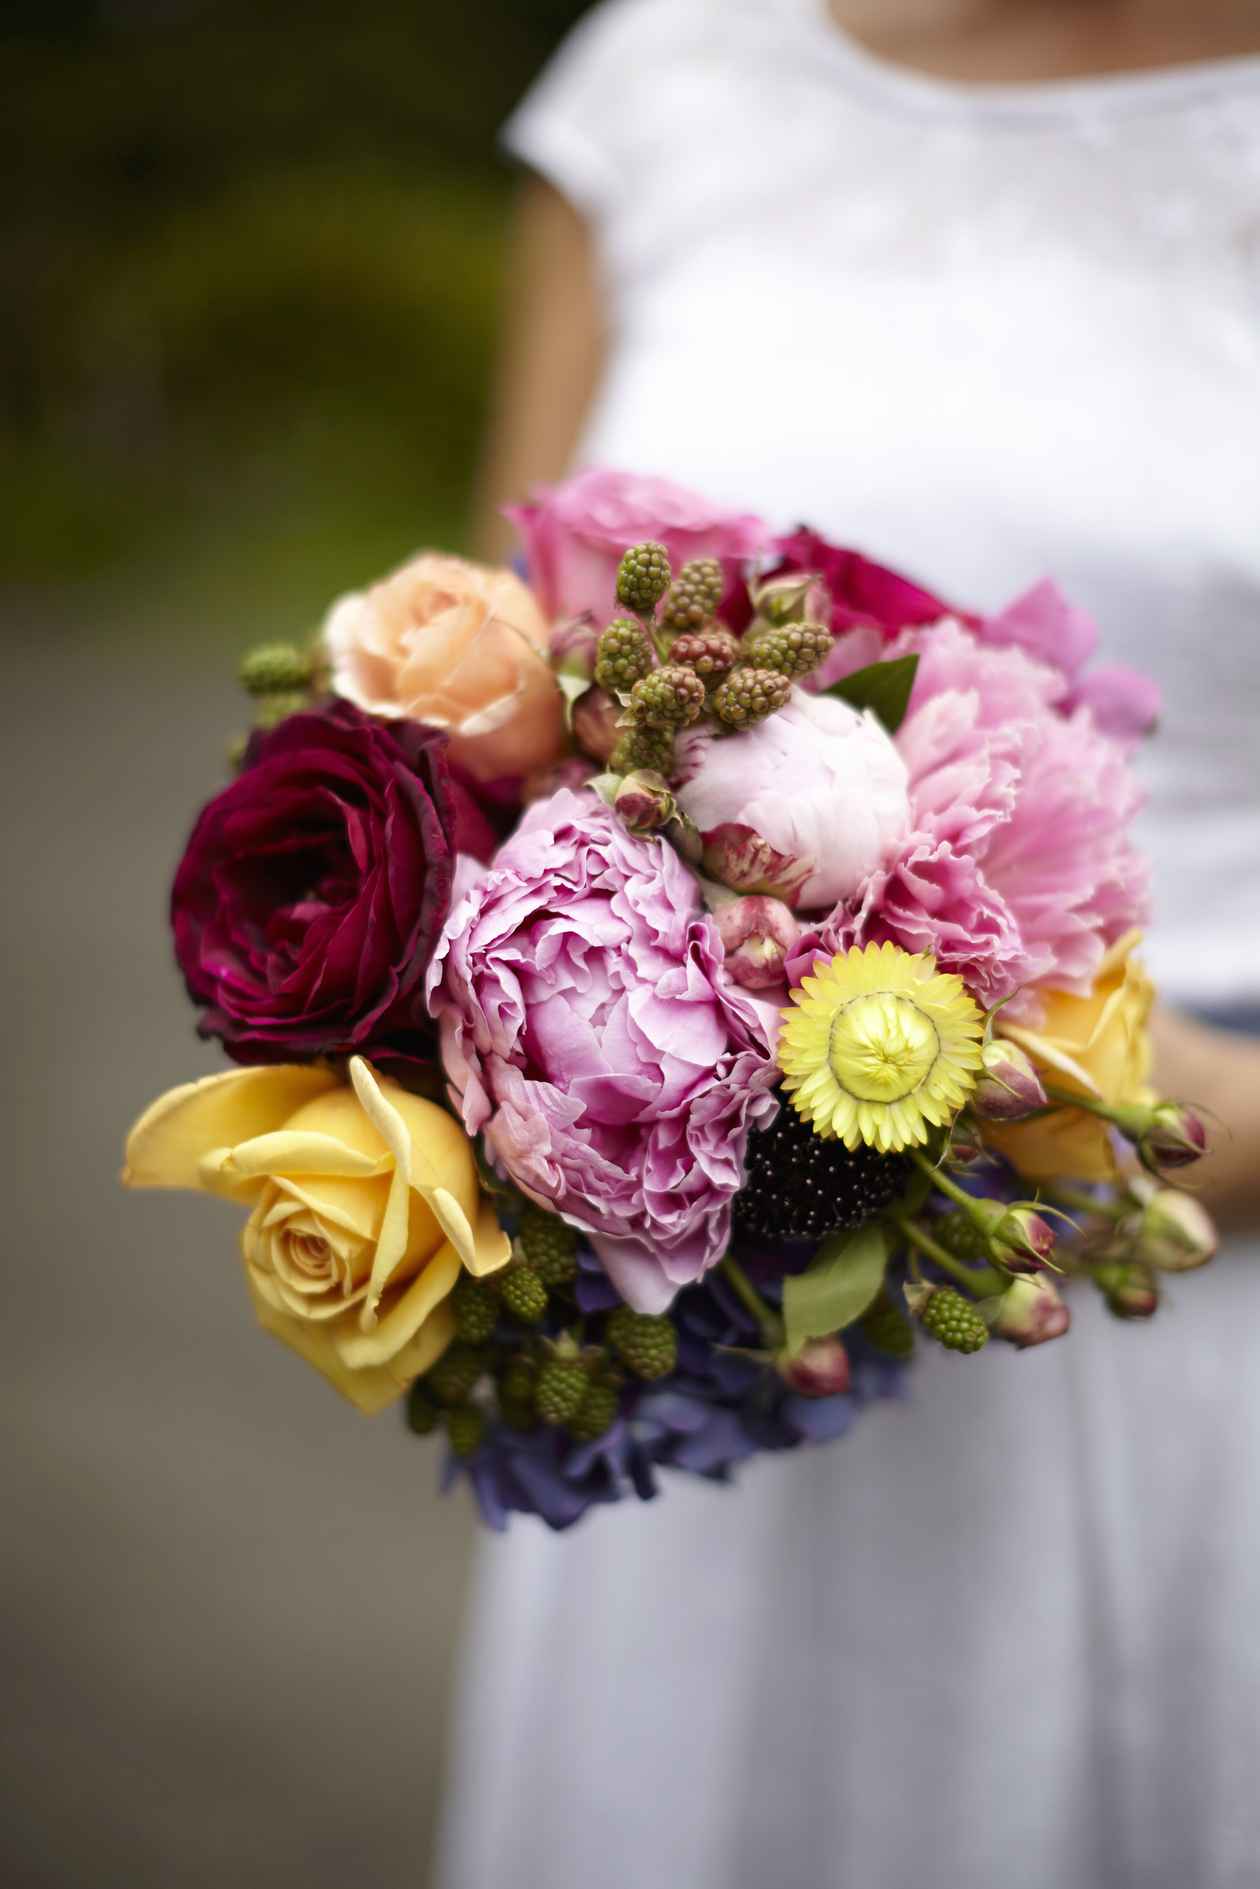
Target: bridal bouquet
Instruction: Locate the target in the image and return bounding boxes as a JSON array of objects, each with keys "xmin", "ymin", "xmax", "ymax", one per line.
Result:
[{"xmin": 123, "ymin": 468, "xmax": 1216, "ymax": 1530}]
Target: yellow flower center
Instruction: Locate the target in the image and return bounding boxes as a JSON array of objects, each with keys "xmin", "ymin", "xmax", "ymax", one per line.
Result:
[{"xmin": 827, "ymin": 993, "xmax": 940, "ymax": 1103}]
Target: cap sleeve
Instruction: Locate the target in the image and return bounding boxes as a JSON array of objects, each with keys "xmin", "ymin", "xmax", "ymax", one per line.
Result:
[{"xmin": 501, "ymin": 0, "xmax": 659, "ymax": 224}]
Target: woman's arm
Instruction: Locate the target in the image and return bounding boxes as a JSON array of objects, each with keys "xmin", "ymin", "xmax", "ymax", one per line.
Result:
[
  {"xmin": 1151, "ymin": 1009, "xmax": 1260, "ymax": 1233},
  {"xmin": 470, "ymin": 177, "xmax": 606, "ymax": 563}
]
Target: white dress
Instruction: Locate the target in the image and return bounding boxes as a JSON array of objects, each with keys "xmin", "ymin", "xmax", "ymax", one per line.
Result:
[{"xmin": 439, "ymin": 6, "xmax": 1260, "ymax": 1885}]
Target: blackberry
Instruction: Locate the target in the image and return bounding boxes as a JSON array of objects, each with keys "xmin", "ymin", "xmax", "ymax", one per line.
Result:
[
  {"xmin": 668, "ymin": 627, "xmax": 739, "ymax": 682},
  {"xmin": 518, "ymin": 1206, "xmax": 578, "ymax": 1286},
  {"xmin": 405, "ymin": 1383, "xmax": 441, "ymax": 1435},
  {"xmin": 445, "ymin": 1406, "xmax": 486, "ymax": 1457},
  {"xmin": 917, "ymin": 1286, "xmax": 989, "ymax": 1354},
  {"xmin": 498, "ymin": 1265, "xmax": 548, "ymax": 1325},
  {"xmin": 616, "ymin": 542, "xmax": 672, "ymax": 614},
  {"xmin": 536, "ymin": 1359, "xmax": 589, "ymax": 1426},
  {"xmin": 733, "ymin": 1105, "xmax": 909, "ymax": 1246},
  {"xmin": 451, "ymin": 1276, "xmax": 499, "ymax": 1344},
  {"xmin": 567, "ymin": 1381, "xmax": 621, "ymax": 1443},
  {"xmin": 744, "ymin": 621, "xmax": 831, "ymax": 680},
  {"xmin": 427, "ymin": 1343, "xmax": 486, "ymax": 1406},
  {"xmin": 239, "ymin": 641, "xmax": 313, "ymax": 695},
  {"xmin": 610, "ymin": 722, "xmax": 675, "ymax": 778},
  {"xmin": 630, "ymin": 664, "xmax": 708, "ymax": 727},
  {"xmin": 253, "ymin": 690, "xmax": 311, "ymax": 729},
  {"xmin": 858, "ymin": 1292, "xmax": 916, "ymax": 1362},
  {"xmin": 660, "ymin": 557, "xmax": 723, "ymax": 637},
  {"xmin": 605, "ymin": 1307, "xmax": 677, "ymax": 1381},
  {"xmin": 595, "ymin": 618, "xmax": 656, "ymax": 694},
  {"xmin": 711, "ymin": 665, "xmax": 792, "ymax": 729}
]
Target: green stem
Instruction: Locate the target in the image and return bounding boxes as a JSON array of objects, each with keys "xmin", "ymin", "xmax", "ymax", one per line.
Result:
[
  {"xmin": 909, "ymin": 1147, "xmax": 994, "ymax": 1224},
  {"xmin": 1043, "ymin": 1182, "xmax": 1127, "ymax": 1222},
  {"xmin": 892, "ymin": 1215, "xmax": 1006, "ymax": 1299},
  {"xmin": 1043, "ymin": 1085, "xmax": 1114, "ymax": 1121},
  {"xmin": 720, "ymin": 1255, "xmax": 783, "ymax": 1347}
]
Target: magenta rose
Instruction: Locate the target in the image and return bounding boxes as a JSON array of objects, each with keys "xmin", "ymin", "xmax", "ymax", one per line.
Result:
[
  {"xmin": 773, "ymin": 527, "xmax": 965, "ymax": 639},
  {"xmin": 425, "ymin": 788, "xmax": 778, "ymax": 1312},
  {"xmin": 506, "ymin": 466, "xmax": 767, "ymax": 626},
  {"xmin": 172, "ymin": 702, "xmax": 496, "ymax": 1065}
]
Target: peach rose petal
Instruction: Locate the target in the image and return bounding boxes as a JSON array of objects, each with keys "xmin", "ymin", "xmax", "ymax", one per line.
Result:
[{"xmin": 122, "ymin": 1065, "xmax": 338, "ymax": 1194}]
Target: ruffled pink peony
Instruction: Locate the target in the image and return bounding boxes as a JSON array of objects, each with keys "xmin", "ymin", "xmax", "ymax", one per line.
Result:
[
  {"xmin": 790, "ymin": 622, "xmax": 1148, "ymax": 1010},
  {"xmin": 507, "ymin": 467, "xmax": 767, "ymax": 627},
  {"xmin": 979, "ymin": 580, "xmax": 1159, "ymax": 740},
  {"xmin": 425, "ymin": 789, "xmax": 778, "ymax": 1312},
  {"xmin": 675, "ymin": 689, "xmax": 911, "ymax": 911}
]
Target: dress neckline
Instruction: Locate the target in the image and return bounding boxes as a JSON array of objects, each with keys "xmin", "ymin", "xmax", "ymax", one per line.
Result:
[{"xmin": 801, "ymin": 2, "xmax": 1260, "ymax": 123}]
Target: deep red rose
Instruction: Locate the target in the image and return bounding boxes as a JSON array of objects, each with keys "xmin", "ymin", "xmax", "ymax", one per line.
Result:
[
  {"xmin": 772, "ymin": 527, "xmax": 972, "ymax": 638},
  {"xmin": 171, "ymin": 701, "xmax": 496, "ymax": 1066}
]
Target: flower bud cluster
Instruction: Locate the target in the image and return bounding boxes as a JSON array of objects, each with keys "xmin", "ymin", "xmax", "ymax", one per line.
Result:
[{"xmin": 581, "ymin": 542, "xmax": 831, "ymax": 805}]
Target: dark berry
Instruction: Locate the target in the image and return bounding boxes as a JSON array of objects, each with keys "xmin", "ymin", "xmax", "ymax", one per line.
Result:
[{"xmin": 733, "ymin": 1105, "xmax": 909, "ymax": 1246}]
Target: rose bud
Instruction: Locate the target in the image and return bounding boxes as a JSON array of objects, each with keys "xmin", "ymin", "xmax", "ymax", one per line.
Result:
[
  {"xmin": 944, "ymin": 1120, "xmax": 987, "ymax": 1166},
  {"xmin": 614, "ymin": 769, "xmax": 676, "ymax": 834},
  {"xmin": 571, "ymin": 685, "xmax": 623, "ymax": 763},
  {"xmin": 1133, "ymin": 1186, "xmax": 1217, "ymax": 1273},
  {"xmin": 1137, "ymin": 1102, "xmax": 1208, "ymax": 1173},
  {"xmin": 968, "ymin": 1198, "xmax": 1057, "ymax": 1272},
  {"xmin": 548, "ymin": 613, "xmax": 600, "ymax": 683},
  {"xmin": 989, "ymin": 1276, "xmax": 1071, "ymax": 1349},
  {"xmin": 972, "ymin": 1039, "xmax": 1048, "ymax": 1122},
  {"xmin": 777, "ymin": 1337, "xmax": 851, "ymax": 1398},
  {"xmin": 1093, "ymin": 1260, "xmax": 1160, "ymax": 1320},
  {"xmin": 750, "ymin": 570, "xmax": 831, "ymax": 630},
  {"xmin": 714, "ymin": 895, "xmax": 802, "ymax": 991}
]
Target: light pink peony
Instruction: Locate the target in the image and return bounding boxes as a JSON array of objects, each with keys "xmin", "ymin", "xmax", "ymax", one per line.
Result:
[
  {"xmin": 424, "ymin": 789, "xmax": 778, "ymax": 1313},
  {"xmin": 790, "ymin": 622, "xmax": 1148, "ymax": 1010},
  {"xmin": 323, "ymin": 552, "xmax": 565, "ymax": 787},
  {"xmin": 507, "ymin": 467, "xmax": 767, "ymax": 627},
  {"xmin": 980, "ymin": 579, "xmax": 1160, "ymax": 739},
  {"xmin": 675, "ymin": 689, "xmax": 911, "ymax": 911}
]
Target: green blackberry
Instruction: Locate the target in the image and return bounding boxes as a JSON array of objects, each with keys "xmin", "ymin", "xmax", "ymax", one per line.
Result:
[
  {"xmin": 616, "ymin": 542, "xmax": 672, "ymax": 614},
  {"xmin": 858, "ymin": 1292, "xmax": 916, "ymax": 1362},
  {"xmin": 445, "ymin": 1406, "xmax": 486, "ymax": 1457},
  {"xmin": 567, "ymin": 1381, "xmax": 621, "ymax": 1442},
  {"xmin": 535, "ymin": 1359, "xmax": 589, "ymax": 1426},
  {"xmin": 498, "ymin": 1266, "xmax": 549, "ymax": 1325},
  {"xmin": 917, "ymin": 1286, "xmax": 989, "ymax": 1354},
  {"xmin": 451, "ymin": 1276, "xmax": 499, "ymax": 1344},
  {"xmin": 630, "ymin": 665, "xmax": 708, "ymax": 727},
  {"xmin": 253, "ymin": 690, "xmax": 311, "ymax": 729},
  {"xmin": 605, "ymin": 1307, "xmax": 677, "ymax": 1381},
  {"xmin": 733, "ymin": 1104, "xmax": 908, "ymax": 1245},
  {"xmin": 744, "ymin": 621, "xmax": 831, "ymax": 680},
  {"xmin": 659, "ymin": 557, "xmax": 723, "ymax": 637},
  {"xmin": 595, "ymin": 618, "xmax": 656, "ymax": 693},
  {"xmin": 610, "ymin": 722, "xmax": 676, "ymax": 777},
  {"xmin": 518, "ymin": 1207, "xmax": 578, "ymax": 1286},
  {"xmin": 427, "ymin": 1343, "xmax": 486, "ymax": 1406},
  {"xmin": 711, "ymin": 665, "xmax": 792, "ymax": 728},
  {"xmin": 405, "ymin": 1383, "xmax": 441, "ymax": 1435},
  {"xmin": 239, "ymin": 641, "xmax": 313, "ymax": 695}
]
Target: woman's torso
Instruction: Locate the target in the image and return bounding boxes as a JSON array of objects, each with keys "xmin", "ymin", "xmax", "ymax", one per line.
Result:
[{"xmin": 509, "ymin": 0, "xmax": 1260, "ymax": 1004}]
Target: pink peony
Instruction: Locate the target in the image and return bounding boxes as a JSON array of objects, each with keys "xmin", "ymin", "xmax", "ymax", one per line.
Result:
[
  {"xmin": 675, "ymin": 689, "xmax": 910, "ymax": 911},
  {"xmin": 790, "ymin": 622, "xmax": 1148, "ymax": 1010},
  {"xmin": 424, "ymin": 789, "xmax": 777, "ymax": 1312},
  {"xmin": 979, "ymin": 579, "xmax": 1159, "ymax": 740},
  {"xmin": 507, "ymin": 467, "xmax": 767, "ymax": 627}
]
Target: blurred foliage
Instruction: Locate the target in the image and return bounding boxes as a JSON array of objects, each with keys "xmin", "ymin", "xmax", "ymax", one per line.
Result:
[{"xmin": 1, "ymin": 0, "xmax": 590, "ymax": 622}]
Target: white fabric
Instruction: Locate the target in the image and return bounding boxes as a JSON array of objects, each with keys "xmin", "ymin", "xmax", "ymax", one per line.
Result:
[{"xmin": 439, "ymin": 7, "xmax": 1260, "ymax": 1885}]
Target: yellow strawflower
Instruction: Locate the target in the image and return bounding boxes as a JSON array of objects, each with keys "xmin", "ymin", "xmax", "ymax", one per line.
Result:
[{"xmin": 779, "ymin": 942, "xmax": 984, "ymax": 1152}]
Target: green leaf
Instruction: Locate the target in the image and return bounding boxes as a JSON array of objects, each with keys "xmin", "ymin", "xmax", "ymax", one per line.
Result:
[
  {"xmin": 782, "ymin": 1223, "xmax": 889, "ymax": 1356},
  {"xmin": 824, "ymin": 654, "xmax": 919, "ymax": 733}
]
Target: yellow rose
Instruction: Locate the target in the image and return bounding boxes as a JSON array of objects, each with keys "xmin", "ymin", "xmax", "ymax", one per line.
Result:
[
  {"xmin": 122, "ymin": 1056, "xmax": 509, "ymax": 1413},
  {"xmin": 983, "ymin": 930, "xmax": 1153, "ymax": 1182},
  {"xmin": 322, "ymin": 551, "xmax": 566, "ymax": 785}
]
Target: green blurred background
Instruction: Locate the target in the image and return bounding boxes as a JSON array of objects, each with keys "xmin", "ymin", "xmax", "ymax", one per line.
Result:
[
  {"xmin": 1, "ymin": 8, "xmax": 590, "ymax": 1885},
  {"xmin": 3, "ymin": 0, "xmax": 590, "ymax": 626}
]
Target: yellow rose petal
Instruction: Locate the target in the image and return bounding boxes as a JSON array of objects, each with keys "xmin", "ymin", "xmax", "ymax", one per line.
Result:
[{"xmin": 123, "ymin": 1065, "xmax": 337, "ymax": 1193}]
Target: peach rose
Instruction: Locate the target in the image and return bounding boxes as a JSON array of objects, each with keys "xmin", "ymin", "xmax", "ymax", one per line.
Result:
[
  {"xmin": 983, "ymin": 930, "xmax": 1153, "ymax": 1182},
  {"xmin": 323, "ymin": 552, "xmax": 566, "ymax": 785},
  {"xmin": 122, "ymin": 1057, "xmax": 510, "ymax": 1413}
]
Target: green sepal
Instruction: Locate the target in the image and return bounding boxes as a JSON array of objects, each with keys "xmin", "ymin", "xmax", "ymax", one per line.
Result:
[
  {"xmin": 555, "ymin": 669, "xmax": 590, "ymax": 730},
  {"xmin": 782, "ymin": 1222, "xmax": 889, "ymax": 1356},
  {"xmin": 824, "ymin": 654, "xmax": 919, "ymax": 733}
]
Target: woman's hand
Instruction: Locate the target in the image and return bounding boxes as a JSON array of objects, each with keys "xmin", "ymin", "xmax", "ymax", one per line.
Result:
[{"xmin": 1150, "ymin": 1008, "xmax": 1260, "ymax": 1232}]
